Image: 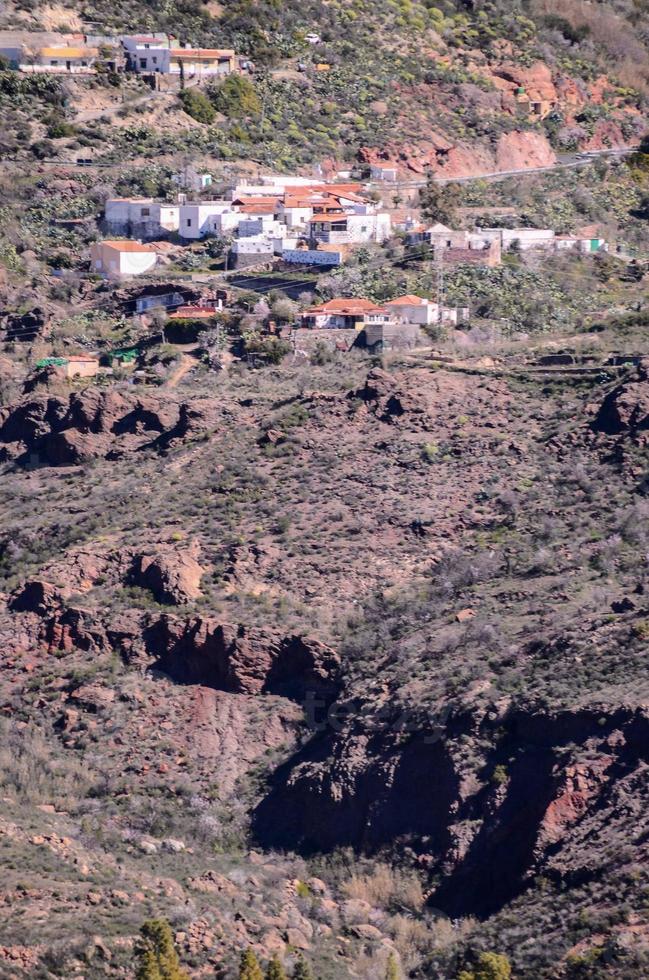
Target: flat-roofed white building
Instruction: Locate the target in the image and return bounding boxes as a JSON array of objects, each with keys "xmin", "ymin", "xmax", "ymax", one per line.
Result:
[
  {"xmin": 104, "ymin": 199, "xmax": 179, "ymax": 237},
  {"xmin": 128, "ymin": 44, "xmax": 235, "ymax": 75},
  {"xmin": 178, "ymin": 201, "xmax": 233, "ymax": 239},
  {"xmin": 309, "ymin": 212, "xmax": 391, "ymax": 245},
  {"xmin": 478, "ymin": 227, "xmax": 556, "ymax": 251}
]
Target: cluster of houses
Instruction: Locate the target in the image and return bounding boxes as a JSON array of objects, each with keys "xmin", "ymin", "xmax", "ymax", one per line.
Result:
[
  {"xmin": 0, "ymin": 30, "xmax": 239, "ymax": 78},
  {"xmin": 406, "ymin": 221, "xmax": 607, "ymax": 264},
  {"xmin": 97, "ymin": 174, "xmax": 394, "ymax": 275},
  {"xmin": 32, "ymin": 289, "xmax": 457, "ymax": 374},
  {"xmin": 92, "ymin": 167, "xmax": 609, "ymax": 287},
  {"xmin": 286, "ymin": 294, "xmax": 468, "ymax": 353}
]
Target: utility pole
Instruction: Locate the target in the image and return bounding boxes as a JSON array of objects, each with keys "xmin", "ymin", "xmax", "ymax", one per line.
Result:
[{"xmin": 436, "ymin": 246, "xmax": 445, "ymax": 325}]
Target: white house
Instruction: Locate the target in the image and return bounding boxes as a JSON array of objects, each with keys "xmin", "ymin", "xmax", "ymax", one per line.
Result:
[
  {"xmin": 121, "ymin": 35, "xmax": 170, "ymax": 69},
  {"xmin": 385, "ymin": 294, "xmax": 467, "ymax": 326},
  {"xmin": 555, "ymin": 235, "xmax": 608, "ymax": 254},
  {"xmin": 301, "ymin": 298, "xmax": 392, "ymax": 330},
  {"xmin": 104, "ymin": 198, "xmax": 150, "ymax": 231},
  {"xmin": 370, "ymin": 163, "xmax": 399, "ymax": 182},
  {"xmin": 279, "ymin": 203, "xmax": 315, "ymax": 231},
  {"xmin": 179, "ymin": 201, "xmax": 234, "ymax": 239},
  {"xmin": 104, "ymin": 199, "xmax": 179, "ymax": 237},
  {"xmin": 230, "ymin": 236, "xmax": 276, "ymax": 268},
  {"xmin": 172, "ymin": 169, "xmax": 213, "ymax": 192},
  {"xmin": 385, "ymin": 294, "xmax": 441, "ymax": 326},
  {"xmin": 479, "ymin": 227, "xmax": 556, "ymax": 251},
  {"xmin": 91, "ymin": 241, "xmax": 159, "ymax": 278},
  {"xmin": 309, "ymin": 212, "xmax": 391, "ymax": 245},
  {"xmin": 130, "ymin": 45, "xmax": 235, "ymax": 75},
  {"xmin": 282, "ymin": 247, "xmax": 342, "ymax": 267},
  {"xmin": 35, "ymin": 45, "xmax": 98, "ymax": 73}
]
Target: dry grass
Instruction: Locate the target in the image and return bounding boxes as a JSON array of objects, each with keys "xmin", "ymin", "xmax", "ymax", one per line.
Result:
[
  {"xmin": 533, "ymin": 0, "xmax": 649, "ymax": 93},
  {"xmin": 342, "ymin": 863, "xmax": 425, "ymax": 912},
  {"xmin": 0, "ymin": 718, "xmax": 98, "ymax": 807}
]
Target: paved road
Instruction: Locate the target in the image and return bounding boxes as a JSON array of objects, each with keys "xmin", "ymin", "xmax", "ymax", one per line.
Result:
[
  {"xmin": 374, "ymin": 147, "xmax": 637, "ymax": 189},
  {"xmin": 8, "ymin": 143, "xmax": 637, "ymax": 181}
]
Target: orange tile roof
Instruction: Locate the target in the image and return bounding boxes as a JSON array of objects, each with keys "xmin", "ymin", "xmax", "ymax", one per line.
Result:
[
  {"xmin": 305, "ymin": 298, "xmax": 387, "ymax": 316},
  {"xmin": 308, "ymin": 213, "xmax": 348, "ymax": 223},
  {"xmin": 41, "ymin": 46, "xmax": 98, "ymax": 58},
  {"xmin": 171, "ymin": 48, "xmax": 234, "ymax": 60},
  {"xmin": 237, "ymin": 203, "xmax": 277, "ymax": 214},
  {"xmin": 386, "ymin": 294, "xmax": 429, "ymax": 306},
  {"xmin": 233, "ymin": 196, "xmax": 281, "ymax": 206},
  {"xmin": 168, "ymin": 305, "xmax": 216, "ymax": 319},
  {"xmin": 311, "ymin": 183, "xmax": 364, "ymax": 195},
  {"xmin": 284, "ymin": 193, "xmax": 339, "ymax": 208},
  {"xmin": 100, "ymin": 240, "xmax": 158, "ymax": 253}
]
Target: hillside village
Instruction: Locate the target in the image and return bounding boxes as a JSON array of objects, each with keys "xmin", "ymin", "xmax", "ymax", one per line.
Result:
[
  {"xmin": 2, "ymin": 2, "xmax": 649, "ymax": 979},
  {"xmin": 1, "ymin": 147, "xmax": 645, "ymax": 379}
]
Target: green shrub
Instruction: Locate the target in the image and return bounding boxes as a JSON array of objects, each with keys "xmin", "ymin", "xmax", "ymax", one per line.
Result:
[
  {"xmin": 239, "ymin": 948, "xmax": 263, "ymax": 980},
  {"xmin": 135, "ymin": 918, "xmax": 188, "ymax": 980},
  {"xmin": 210, "ymin": 74, "xmax": 261, "ymax": 118},
  {"xmin": 46, "ymin": 116, "xmax": 76, "ymax": 139},
  {"xmin": 458, "ymin": 951, "xmax": 512, "ymax": 980},
  {"xmin": 178, "ymin": 88, "xmax": 216, "ymax": 124},
  {"xmin": 265, "ymin": 954, "xmax": 288, "ymax": 980}
]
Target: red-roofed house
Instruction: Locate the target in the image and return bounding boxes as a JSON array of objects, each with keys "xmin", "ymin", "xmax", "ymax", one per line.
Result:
[
  {"xmin": 301, "ymin": 298, "xmax": 391, "ymax": 330},
  {"xmin": 127, "ymin": 42, "xmax": 235, "ymax": 75},
  {"xmin": 385, "ymin": 294, "xmax": 467, "ymax": 326},
  {"xmin": 385, "ymin": 294, "xmax": 440, "ymax": 326},
  {"xmin": 168, "ymin": 305, "xmax": 217, "ymax": 320}
]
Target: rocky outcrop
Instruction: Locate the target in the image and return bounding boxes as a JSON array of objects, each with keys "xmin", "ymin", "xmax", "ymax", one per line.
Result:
[
  {"xmin": 592, "ymin": 359, "xmax": 649, "ymax": 435},
  {"xmin": 349, "ymin": 367, "xmax": 514, "ymax": 432},
  {"xmin": 1, "ymin": 307, "xmax": 49, "ymax": 342},
  {"xmin": 350, "ymin": 368, "xmax": 427, "ymax": 422},
  {"xmin": 130, "ymin": 544, "xmax": 205, "ymax": 605},
  {"xmin": 11, "ymin": 591, "xmax": 340, "ymax": 703},
  {"xmin": 254, "ymin": 726, "xmax": 458, "ymax": 855},
  {"xmin": 0, "ymin": 389, "xmax": 222, "ymax": 465},
  {"xmin": 254, "ymin": 703, "xmax": 649, "ymax": 918},
  {"xmin": 494, "ymin": 131, "xmax": 556, "ymax": 171},
  {"xmin": 491, "ymin": 61, "xmax": 558, "ymax": 103},
  {"xmin": 8, "ymin": 580, "xmax": 62, "ymax": 615},
  {"xmin": 147, "ymin": 615, "xmax": 341, "ymax": 703},
  {"xmin": 360, "ymin": 129, "xmax": 556, "ymax": 178}
]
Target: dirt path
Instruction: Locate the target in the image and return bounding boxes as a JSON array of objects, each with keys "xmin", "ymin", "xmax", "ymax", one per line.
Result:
[
  {"xmin": 74, "ymin": 89, "xmax": 159, "ymax": 124},
  {"xmin": 167, "ymin": 351, "xmax": 198, "ymax": 388}
]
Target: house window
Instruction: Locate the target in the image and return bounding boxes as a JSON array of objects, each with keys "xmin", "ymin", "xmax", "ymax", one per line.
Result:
[
  {"xmin": 186, "ymin": 219, "xmax": 192, "ymax": 227},
  {"xmin": 139, "ymin": 58, "xmax": 146, "ymax": 68},
  {"xmin": 51, "ymin": 60, "xmax": 58, "ymax": 65},
  {"xmin": 152, "ymin": 57, "xmax": 157, "ymax": 64},
  {"xmin": 81, "ymin": 61, "xmax": 87, "ymax": 66},
  {"xmin": 141, "ymin": 208, "xmax": 150, "ymax": 217}
]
